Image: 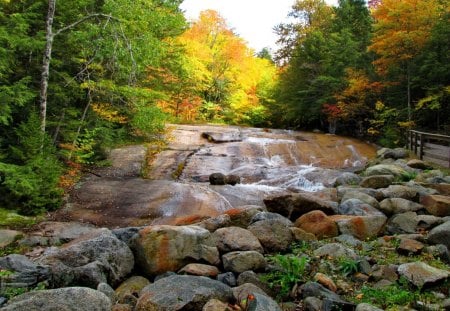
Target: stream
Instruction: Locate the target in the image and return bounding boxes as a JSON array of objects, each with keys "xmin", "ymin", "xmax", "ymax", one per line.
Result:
[{"xmin": 54, "ymin": 124, "xmax": 376, "ymax": 228}]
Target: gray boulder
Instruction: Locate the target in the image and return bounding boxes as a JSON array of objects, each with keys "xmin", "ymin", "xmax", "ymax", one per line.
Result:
[
  {"xmin": 379, "ymin": 198, "xmax": 423, "ymax": 215},
  {"xmin": 365, "ymin": 164, "xmax": 408, "ymax": 177},
  {"xmin": 334, "ymin": 173, "xmax": 362, "ymax": 187},
  {"xmin": 377, "ymin": 148, "xmax": 409, "ymax": 159},
  {"xmin": 38, "ymin": 228, "xmax": 134, "ymax": 288},
  {"xmin": 222, "ymin": 251, "xmax": 266, "ymax": 274},
  {"xmin": 398, "ymin": 262, "xmax": 449, "ymax": 287},
  {"xmin": 135, "ymin": 275, "xmax": 233, "ymax": 310},
  {"xmin": 381, "ymin": 185, "xmax": 418, "ymax": 200},
  {"xmin": 248, "ymin": 219, "xmax": 294, "ymax": 252},
  {"xmin": 213, "ymin": 227, "xmax": 263, "ymax": 253},
  {"xmin": 386, "ymin": 212, "xmax": 418, "ymax": 235},
  {"xmin": 250, "ymin": 212, "xmax": 292, "ymax": 226},
  {"xmin": 338, "ymin": 199, "xmax": 384, "ymax": 216},
  {"xmin": 300, "ymin": 282, "xmax": 345, "ymax": 302},
  {"xmin": 427, "ymin": 221, "xmax": 450, "ymax": 249},
  {"xmin": 0, "ymin": 254, "xmax": 49, "ymax": 288},
  {"xmin": 1, "ymin": 287, "xmax": 111, "ymax": 311},
  {"xmin": 313, "ymin": 243, "xmax": 357, "ymax": 260},
  {"xmin": 341, "ymin": 191, "xmax": 380, "ymax": 209},
  {"xmin": 245, "ymin": 292, "xmax": 282, "ymax": 311}
]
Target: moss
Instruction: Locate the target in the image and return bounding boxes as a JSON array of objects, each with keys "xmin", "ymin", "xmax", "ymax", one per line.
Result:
[{"xmin": 0, "ymin": 208, "xmax": 42, "ymax": 228}]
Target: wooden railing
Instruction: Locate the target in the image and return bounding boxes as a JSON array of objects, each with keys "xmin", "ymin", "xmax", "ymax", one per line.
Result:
[{"xmin": 409, "ymin": 130, "xmax": 450, "ymax": 168}]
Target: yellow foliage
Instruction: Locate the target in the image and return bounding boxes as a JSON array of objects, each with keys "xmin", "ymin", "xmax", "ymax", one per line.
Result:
[{"xmin": 91, "ymin": 103, "xmax": 127, "ymax": 124}]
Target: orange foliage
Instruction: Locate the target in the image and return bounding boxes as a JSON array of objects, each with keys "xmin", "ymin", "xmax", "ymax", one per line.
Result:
[{"xmin": 91, "ymin": 103, "xmax": 127, "ymax": 124}]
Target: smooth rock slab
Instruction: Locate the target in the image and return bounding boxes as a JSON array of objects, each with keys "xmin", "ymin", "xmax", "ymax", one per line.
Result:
[
  {"xmin": 132, "ymin": 225, "xmax": 219, "ymax": 276},
  {"xmin": 136, "ymin": 275, "xmax": 234, "ymax": 311},
  {"xmin": 1, "ymin": 287, "xmax": 112, "ymax": 311},
  {"xmin": 398, "ymin": 262, "xmax": 449, "ymax": 287}
]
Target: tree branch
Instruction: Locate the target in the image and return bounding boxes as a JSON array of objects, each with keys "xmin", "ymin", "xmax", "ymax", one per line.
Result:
[{"xmin": 54, "ymin": 13, "xmax": 118, "ymax": 37}]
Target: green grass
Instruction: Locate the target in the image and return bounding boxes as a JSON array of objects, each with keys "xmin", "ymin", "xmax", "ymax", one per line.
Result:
[{"xmin": 0, "ymin": 208, "xmax": 42, "ymax": 228}]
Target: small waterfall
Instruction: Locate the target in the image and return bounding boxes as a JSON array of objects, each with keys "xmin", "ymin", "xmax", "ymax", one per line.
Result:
[{"xmin": 345, "ymin": 145, "xmax": 367, "ymax": 167}]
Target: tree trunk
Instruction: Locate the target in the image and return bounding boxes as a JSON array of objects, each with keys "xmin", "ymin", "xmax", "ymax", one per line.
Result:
[
  {"xmin": 39, "ymin": 0, "xmax": 56, "ymax": 137},
  {"xmin": 407, "ymin": 61, "xmax": 411, "ymax": 122}
]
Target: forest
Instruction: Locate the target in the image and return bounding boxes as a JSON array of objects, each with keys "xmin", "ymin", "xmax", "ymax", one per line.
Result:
[{"xmin": 0, "ymin": 0, "xmax": 449, "ymax": 215}]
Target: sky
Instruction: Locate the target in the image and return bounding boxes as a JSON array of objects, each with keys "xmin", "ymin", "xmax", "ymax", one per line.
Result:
[{"xmin": 180, "ymin": 0, "xmax": 339, "ymax": 53}]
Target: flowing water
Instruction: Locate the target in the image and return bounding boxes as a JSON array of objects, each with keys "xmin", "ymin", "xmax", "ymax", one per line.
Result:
[{"xmin": 55, "ymin": 124, "xmax": 376, "ymax": 227}]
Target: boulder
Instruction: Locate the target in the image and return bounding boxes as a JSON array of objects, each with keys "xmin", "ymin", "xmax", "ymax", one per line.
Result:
[
  {"xmin": 378, "ymin": 198, "xmax": 424, "ymax": 215},
  {"xmin": 225, "ymin": 174, "xmax": 241, "ymax": 186},
  {"xmin": 199, "ymin": 214, "xmax": 232, "ymax": 232},
  {"xmin": 250, "ymin": 212, "xmax": 292, "ymax": 226},
  {"xmin": 38, "ymin": 228, "xmax": 134, "ymax": 288},
  {"xmin": 263, "ymin": 193, "xmax": 337, "ymax": 220},
  {"xmin": 370, "ymin": 264, "xmax": 399, "ymax": 282},
  {"xmin": 377, "ymin": 148, "xmax": 409, "ymax": 159},
  {"xmin": 420, "ymin": 183, "xmax": 450, "ymax": 196},
  {"xmin": 213, "ymin": 227, "xmax": 263, "ymax": 253},
  {"xmin": 334, "ymin": 173, "xmax": 362, "ymax": 187},
  {"xmin": 1, "ymin": 287, "xmax": 112, "ymax": 311},
  {"xmin": 132, "ymin": 225, "xmax": 219, "ymax": 276},
  {"xmin": 417, "ymin": 215, "xmax": 443, "ymax": 230},
  {"xmin": 217, "ymin": 272, "xmax": 237, "ymax": 287},
  {"xmin": 381, "ymin": 185, "xmax": 418, "ymax": 200},
  {"xmin": 232, "ymin": 283, "xmax": 267, "ymax": 302},
  {"xmin": 338, "ymin": 199, "xmax": 384, "ymax": 216},
  {"xmin": 236, "ymin": 271, "xmax": 273, "ymax": 296},
  {"xmin": 244, "ymin": 292, "xmax": 282, "ymax": 311},
  {"xmin": 290, "ymin": 227, "xmax": 318, "ymax": 241},
  {"xmin": 331, "ymin": 215, "xmax": 387, "ymax": 240},
  {"xmin": 314, "ymin": 273, "xmax": 337, "ymax": 292},
  {"xmin": 135, "ymin": 275, "xmax": 234, "ymax": 311},
  {"xmin": 420, "ymin": 195, "xmax": 450, "ymax": 217},
  {"xmin": 398, "ymin": 262, "xmax": 449, "ymax": 287},
  {"xmin": 385, "ymin": 212, "xmax": 418, "ymax": 235},
  {"xmin": 202, "ymin": 299, "xmax": 232, "ymax": 311},
  {"xmin": 337, "ymin": 187, "xmax": 384, "ymax": 202},
  {"xmin": 365, "ymin": 164, "xmax": 408, "ymax": 177},
  {"xmin": 112, "ymin": 227, "xmax": 143, "ymax": 246},
  {"xmin": 397, "ymin": 238, "xmax": 424, "ymax": 255},
  {"xmin": 407, "ymin": 159, "xmax": 432, "ymax": 170},
  {"xmin": 427, "ymin": 221, "xmax": 450, "ymax": 248},
  {"xmin": 356, "ymin": 303, "xmax": 384, "ymax": 311},
  {"xmin": 360, "ymin": 175, "xmax": 395, "ymax": 189},
  {"xmin": 209, "ymin": 173, "xmax": 227, "ymax": 185},
  {"xmin": 114, "ymin": 276, "xmax": 150, "ymax": 305},
  {"xmin": 247, "ymin": 219, "xmax": 294, "ymax": 252},
  {"xmin": 224, "ymin": 206, "xmax": 266, "ymax": 228},
  {"xmin": 299, "ymin": 282, "xmax": 345, "ymax": 302},
  {"xmin": 341, "ymin": 192, "xmax": 380, "ymax": 209},
  {"xmin": 222, "ymin": 251, "xmax": 266, "ymax": 274},
  {"xmin": 294, "ymin": 210, "xmax": 338, "ymax": 239},
  {"xmin": 0, "ymin": 254, "xmax": 49, "ymax": 288},
  {"xmin": 97, "ymin": 282, "xmax": 116, "ymax": 302},
  {"xmin": 179, "ymin": 263, "xmax": 220, "ymax": 278},
  {"xmin": 313, "ymin": 243, "xmax": 357, "ymax": 260}
]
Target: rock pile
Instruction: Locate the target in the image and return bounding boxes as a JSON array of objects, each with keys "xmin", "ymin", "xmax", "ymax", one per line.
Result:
[{"xmin": 1, "ymin": 148, "xmax": 449, "ymax": 310}]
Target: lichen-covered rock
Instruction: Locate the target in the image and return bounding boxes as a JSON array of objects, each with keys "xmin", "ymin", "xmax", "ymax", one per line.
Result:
[
  {"xmin": 420, "ymin": 195, "xmax": 450, "ymax": 217},
  {"xmin": 222, "ymin": 251, "xmax": 266, "ymax": 274},
  {"xmin": 135, "ymin": 275, "xmax": 233, "ymax": 311},
  {"xmin": 290, "ymin": 227, "xmax": 318, "ymax": 241},
  {"xmin": 365, "ymin": 164, "xmax": 408, "ymax": 177},
  {"xmin": 381, "ymin": 185, "xmax": 418, "ymax": 200},
  {"xmin": 213, "ymin": 227, "xmax": 263, "ymax": 253},
  {"xmin": 360, "ymin": 175, "xmax": 395, "ymax": 189},
  {"xmin": 379, "ymin": 198, "xmax": 423, "ymax": 215},
  {"xmin": 38, "ymin": 228, "xmax": 134, "ymax": 288},
  {"xmin": 1, "ymin": 287, "xmax": 112, "ymax": 311},
  {"xmin": 132, "ymin": 225, "xmax": 219, "ymax": 276},
  {"xmin": 331, "ymin": 215, "xmax": 387, "ymax": 240},
  {"xmin": 115, "ymin": 276, "xmax": 150, "ymax": 305},
  {"xmin": 247, "ymin": 219, "xmax": 293, "ymax": 252},
  {"xmin": 407, "ymin": 159, "xmax": 432, "ymax": 170},
  {"xmin": 398, "ymin": 262, "xmax": 449, "ymax": 287},
  {"xmin": 294, "ymin": 210, "xmax": 338, "ymax": 239}
]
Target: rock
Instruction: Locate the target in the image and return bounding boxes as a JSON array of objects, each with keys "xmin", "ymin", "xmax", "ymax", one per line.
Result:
[
  {"xmin": 38, "ymin": 228, "xmax": 134, "ymax": 288},
  {"xmin": 222, "ymin": 251, "xmax": 266, "ymax": 274},
  {"xmin": 406, "ymin": 181, "xmax": 440, "ymax": 196},
  {"xmin": 341, "ymin": 191, "xmax": 380, "ymax": 209},
  {"xmin": 224, "ymin": 206, "xmax": 265, "ymax": 228},
  {"xmin": 421, "ymin": 183, "xmax": 450, "ymax": 196},
  {"xmin": 209, "ymin": 173, "xmax": 227, "ymax": 185},
  {"xmin": 398, "ymin": 262, "xmax": 449, "ymax": 287},
  {"xmin": 0, "ymin": 254, "xmax": 49, "ymax": 288},
  {"xmin": 299, "ymin": 282, "xmax": 345, "ymax": 302},
  {"xmin": 217, "ymin": 272, "xmax": 237, "ymax": 287},
  {"xmin": 264, "ymin": 193, "xmax": 337, "ymax": 220},
  {"xmin": 365, "ymin": 164, "xmax": 408, "ymax": 177},
  {"xmin": 115, "ymin": 276, "xmax": 150, "ymax": 305},
  {"xmin": 304, "ymin": 297, "xmax": 323, "ymax": 311},
  {"xmin": 338, "ymin": 199, "xmax": 384, "ymax": 216},
  {"xmin": 421, "ymin": 195, "xmax": 450, "ymax": 217},
  {"xmin": 334, "ymin": 173, "xmax": 362, "ymax": 187},
  {"xmin": 338, "ymin": 187, "xmax": 384, "ymax": 202},
  {"xmin": 1, "ymin": 287, "xmax": 112, "ymax": 311},
  {"xmin": 225, "ymin": 174, "xmax": 241, "ymax": 186},
  {"xmin": 112, "ymin": 227, "xmax": 142, "ymax": 246},
  {"xmin": 199, "ymin": 214, "xmax": 232, "ymax": 232},
  {"xmin": 323, "ymin": 299, "xmax": 356, "ymax": 311},
  {"xmin": 356, "ymin": 303, "xmax": 384, "ymax": 311},
  {"xmin": 314, "ymin": 273, "xmax": 337, "ymax": 292},
  {"xmin": 179, "ymin": 263, "xmax": 220, "ymax": 277},
  {"xmin": 424, "ymin": 244, "xmax": 450, "ymax": 263},
  {"xmin": 0, "ymin": 229, "xmax": 22, "ymax": 248},
  {"xmin": 381, "ymin": 185, "xmax": 418, "ymax": 200},
  {"xmin": 232, "ymin": 283, "xmax": 267, "ymax": 303},
  {"xmin": 132, "ymin": 225, "xmax": 219, "ymax": 276},
  {"xmin": 26, "ymin": 222, "xmax": 103, "ymax": 246},
  {"xmin": 379, "ymin": 198, "xmax": 424, "ymax": 215},
  {"xmin": 250, "ymin": 212, "xmax": 293, "ymax": 226},
  {"xmin": 202, "ymin": 299, "xmax": 233, "ymax": 311},
  {"xmin": 237, "ymin": 271, "xmax": 272, "ymax": 295},
  {"xmin": 427, "ymin": 221, "xmax": 450, "ymax": 248},
  {"xmin": 112, "ymin": 304, "xmax": 133, "ymax": 311},
  {"xmin": 370, "ymin": 265, "xmax": 399, "ymax": 282},
  {"xmin": 290, "ymin": 227, "xmax": 317, "ymax": 241},
  {"xmin": 313, "ymin": 243, "xmax": 357, "ymax": 260},
  {"xmin": 331, "ymin": 215, "xmax": 387, "ymax": 240},
  {"xmin": 247, "ymin": 219, "xmax": 294, "ymax": 252},
  {"xmin": 244, "ymin": 292, "xmax": 282, "ymax": 311},
  {"xmin": 386, "ymin": 212, "xmax": 418, "ymax": 234},
  {"xmin": 294, "ymin": 210, "xmax": 338, "ymax": 239},
  {"xmin": 213, "ymin": 227, "xmax": 264, "ymax": 254},
  {"xmin": 377, "ymin": 148, "xmax": 409, "ymax": 159},
  {"xmin": 335, "ymin": 234, "xmax": 363, "ymax": 247},
  {"xmin": 202, "ymin": 131, "xmax": 242, "ymax": 143},
  {"xmin": 97, "ymin": 282, "xmax": 116, "ymax": 302},
  {"xmin": 136, "ymin": 275, "xmax": 234, "ymax": 311},
  {"xmin": 397, "ymin": 238, "xmax": 424, "ymax": 255},
  {"xmin": 407, "ymin": 159, "xmax": 432, "ymax": 170},
  {"xmin": 360, "ymin": 175, "xmax": 395, "ymax": 189}
]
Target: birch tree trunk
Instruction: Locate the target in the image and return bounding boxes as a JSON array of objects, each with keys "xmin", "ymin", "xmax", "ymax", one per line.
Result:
[{"xmin": 39, "ymin": 0, "xmax": 56, "ymax": 137}]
